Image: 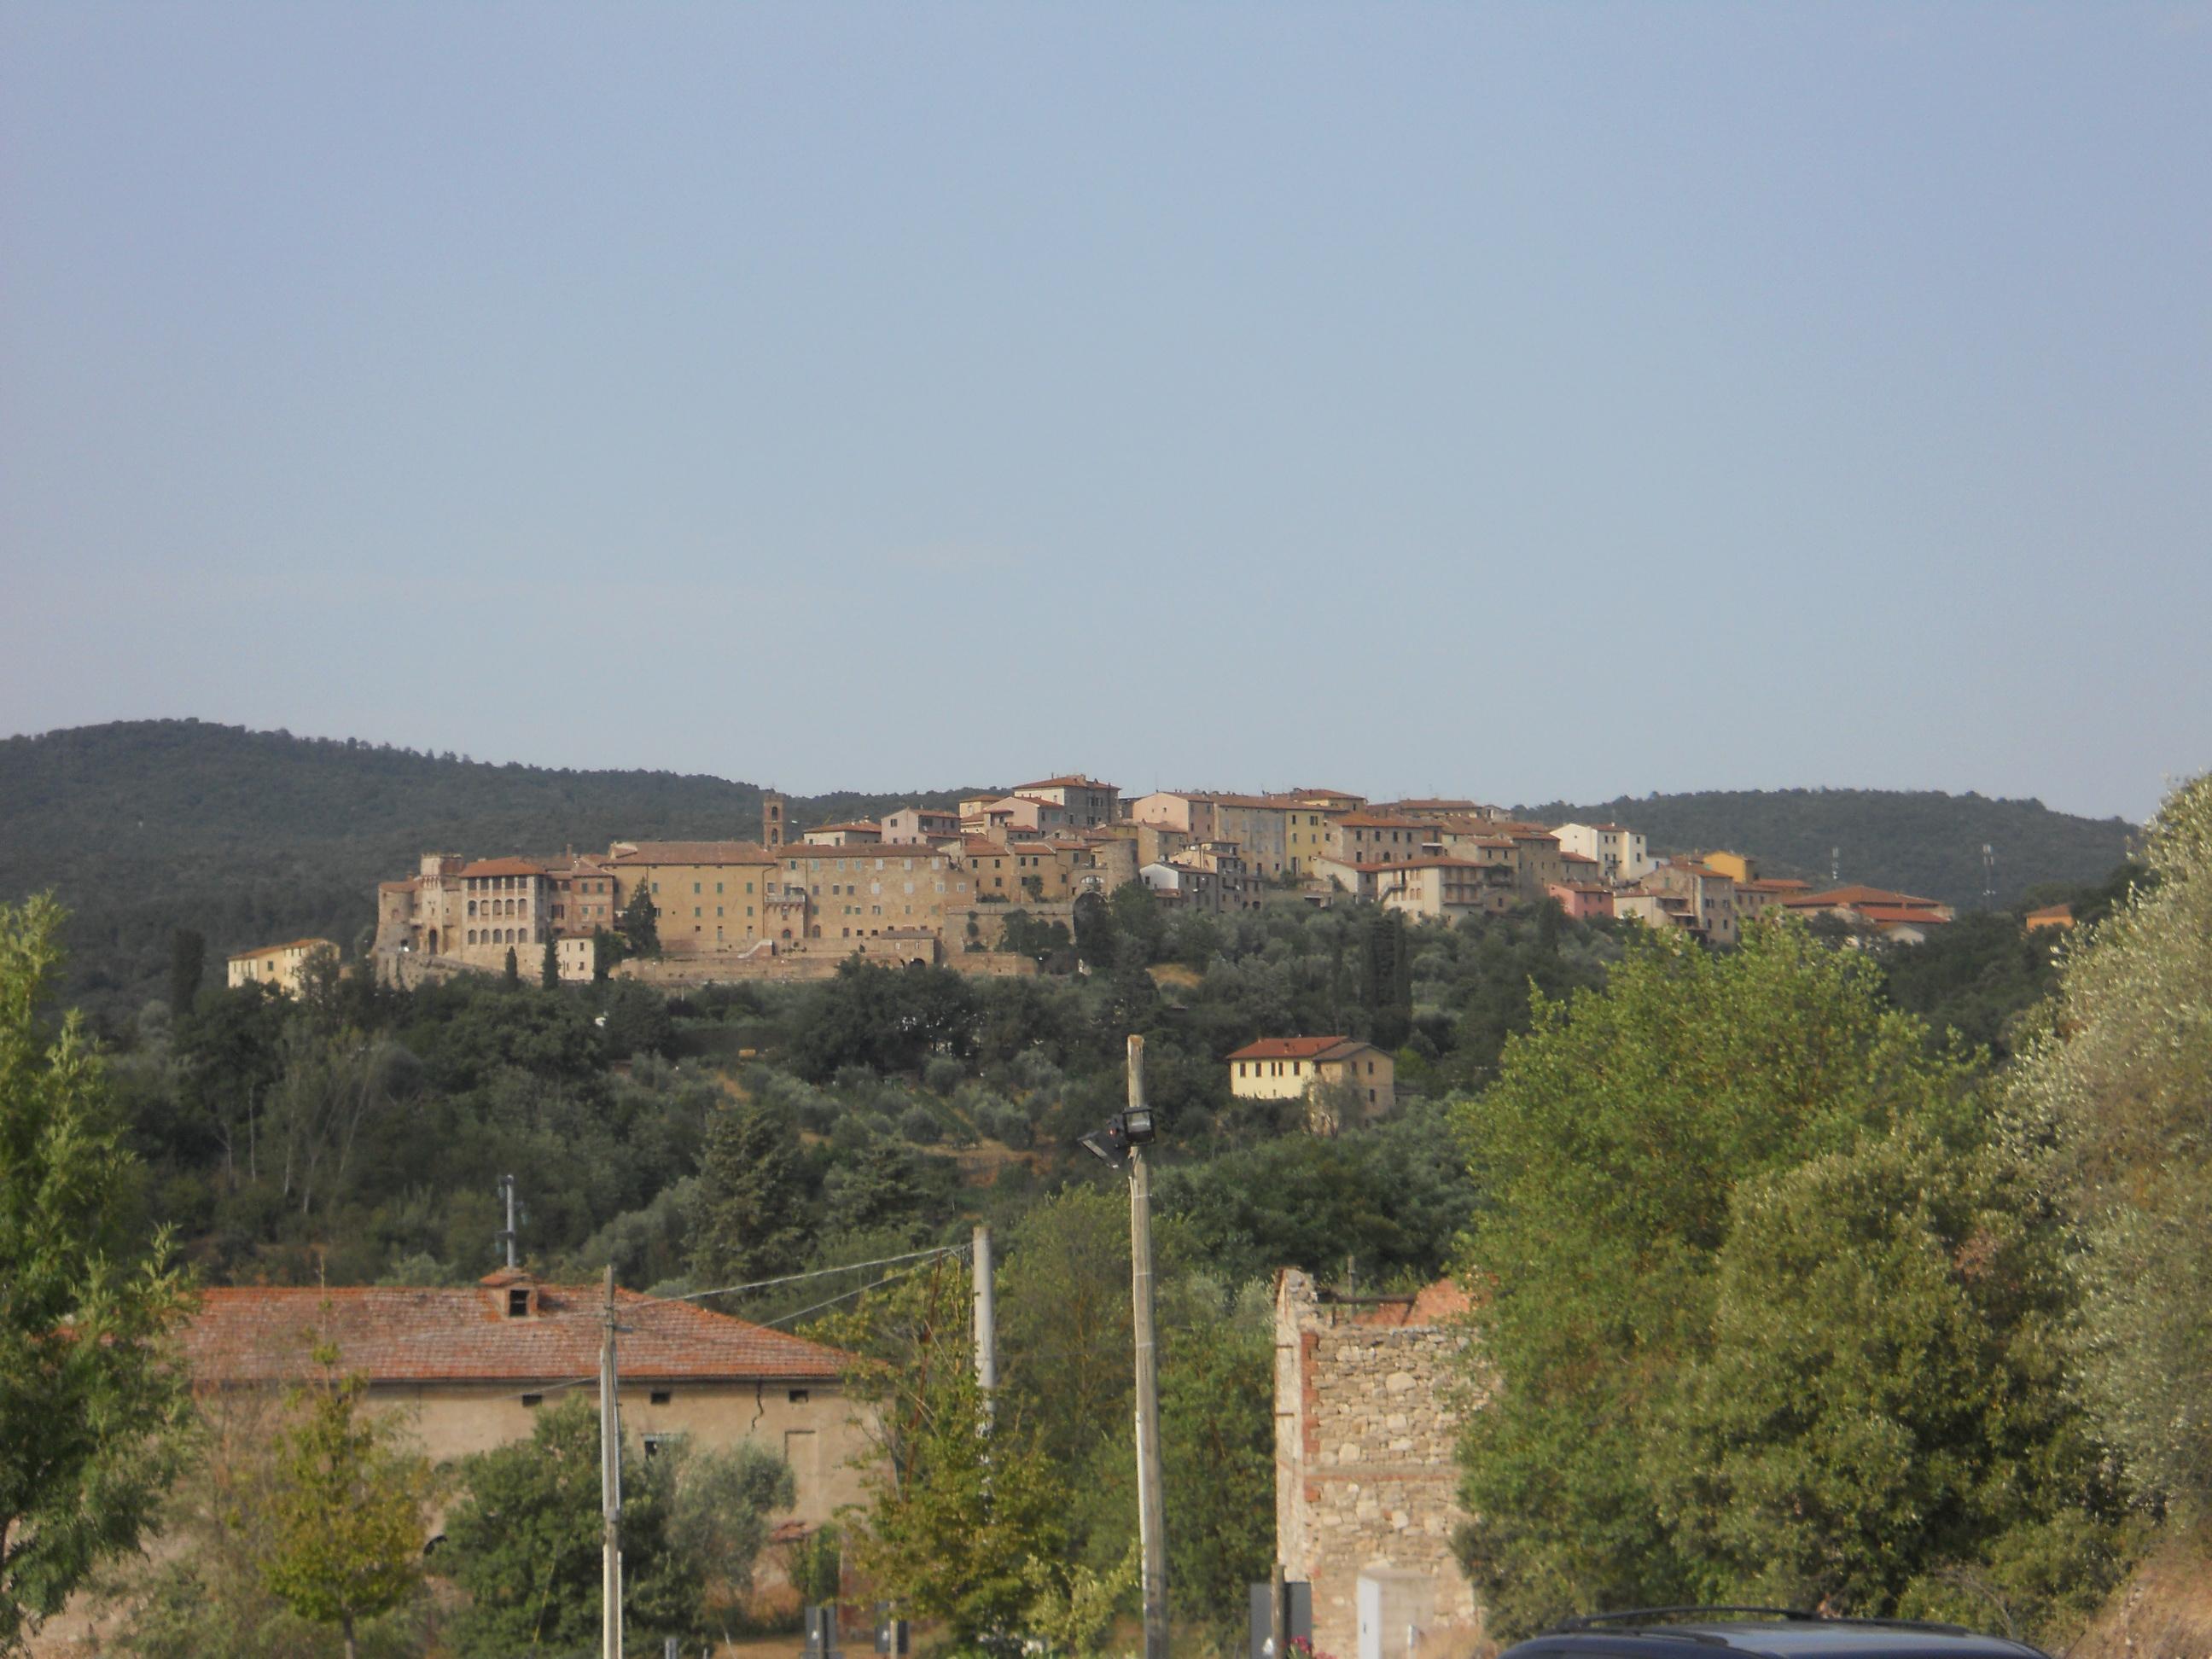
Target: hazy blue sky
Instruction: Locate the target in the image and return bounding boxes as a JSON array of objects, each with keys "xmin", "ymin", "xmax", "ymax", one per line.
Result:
[{"xmin": 4, "ymin": 5, "xmax": 2205, "ymax": 821}]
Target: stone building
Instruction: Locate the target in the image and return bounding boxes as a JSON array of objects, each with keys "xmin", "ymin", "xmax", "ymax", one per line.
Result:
[{"xmin": 1275, "ymin": 1271, "xmax": 1485, "ymax": 1659}]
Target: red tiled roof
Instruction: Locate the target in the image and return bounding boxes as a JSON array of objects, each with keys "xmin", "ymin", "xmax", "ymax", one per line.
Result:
[
  {"xmin": 1559, "ymin": 851, "xmax": 1600, "ymax": 864},
  {"xmin": 181, "ymin": 1281, "xmax": 849, "ymax": 1385},
  {"xmin": 607, "ymin": 841, "xmax": 776, "ymax": 867},
  {"xmin": 458, "ymin": 858, "xmax": 548, "ymax": 878},
  {"xmin": 1856, "ymin": 905, "xmax": 1953, "ymax": 926},
  {"xmin": 1336, "ymin": 812, "xmax": 1432, "ymax": 830},
  {"xmin": 229, "ymin": 937, "xmax": 337, "ymax": 960},
  {"xmin": 783, "ymin": 843, "xmax": 940, "ymax": 861},
  {"xmin": 1785, "ymin": 884, "xmax": 1944, "ymax": 911},
  {"xmin": 1012, "ymin": 775, "xmax": 1115, "ymax": 792},
  {"xmin": 379, "ymin": 878, "xmax": 422, "ymax": 893},
  {"xmin": 805, "ymin": 823, "xmax": 883, "ymax": 835},
  {"xmin": 1226, "ymin": 1034, "xmax": 1371, "ymax": 1062}
]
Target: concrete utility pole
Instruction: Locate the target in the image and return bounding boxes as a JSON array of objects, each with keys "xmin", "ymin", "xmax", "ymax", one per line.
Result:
[
  {"xmin": 1127, "ymin": 1036, "xmax": 1169, "ymax": 1659},
  {"xmin": 972, "ymin": 1224, "xmax": 998, "ymax": 1428},
  {"xmin": 498, "ymin": 1173, "xmax": 518, "ymax": 1270},
  {"xmin": 601, "ymin": 1266, "xmax": 624, "ymax": 1659}
]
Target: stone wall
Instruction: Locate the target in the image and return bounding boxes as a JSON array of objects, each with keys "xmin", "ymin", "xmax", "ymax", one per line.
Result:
[{"xmin": 1276, "ymin": 1269, "xmax": 1487, "ymax": 1659}]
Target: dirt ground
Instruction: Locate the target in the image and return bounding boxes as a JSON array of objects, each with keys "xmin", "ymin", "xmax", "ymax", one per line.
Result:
[{"xmin": 2067, "ymin": 1546, "xmax": 2212, "ymax": 1659}]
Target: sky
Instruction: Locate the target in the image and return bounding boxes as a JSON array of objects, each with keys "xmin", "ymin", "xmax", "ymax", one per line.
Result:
[{"xmin": 3, "ymin": 5, "xmax": 2206, "ymax": 823}]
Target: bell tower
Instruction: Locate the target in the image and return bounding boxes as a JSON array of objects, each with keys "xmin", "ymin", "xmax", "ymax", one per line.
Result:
[{"xmin": 762, "ymin": 791, "xmax": 785, "ymax": 851}]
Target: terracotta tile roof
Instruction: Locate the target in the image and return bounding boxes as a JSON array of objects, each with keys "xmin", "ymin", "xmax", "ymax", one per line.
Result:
[
  {"xmin": 379, "ymin": 878, "xmax": 422, "ymax": 893},
  {"xmin": 181, "ymin": 1281, "xmax": 849, "ymax": 1386},
  {"xmin": 1856, "ymin": 905, "xmax": 1953, "ymax": 926},
  {"xmin": 229, "ymin": 937, "xmax": 338, "ymax": 961},
  {"xmin": 1012, "ymin": 775, "xmax": 1115, "ymax": 791},
  {"xmin": 458, "ymin": 857, "xmax": 549, "ymax": 878},
  {"xmin": 1785, "ymin": 884, "xmax": 1944, "ymax": 910},
  {"xmin": 783, "ymin": 843, "xmax": 940, "ymax": 862},
  {"xmin": 1226, "ymin": 1034, "xmax": 1375, "ymax": 1062},
  {"xmin": 607, "ymin": 841, "xmax": 776, "ymax": 867},
  {"xmin": 1559, "ymin": 851, "xmax": 1600, "ymax": 864},
  {"xmin": 1336, "ymin": 812, "xmax": 1432, "ymax": 830}
]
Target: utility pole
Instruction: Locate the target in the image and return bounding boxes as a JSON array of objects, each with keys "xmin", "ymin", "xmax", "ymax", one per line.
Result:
[
  {"xmin": 971, "ymin": 1224, "xmax": 998, "ymax": 1428},
  {"xmin": 498, "ymin": 1173, "xmax": 518, "ymax": 1270},
  {"xmin": 600, "ymin": 1266, "xmax": 623, "ymax": 1659},
  {"xmin": 1126, "ymin": 1035, "xmax": 1169, "ymax": 1659}
]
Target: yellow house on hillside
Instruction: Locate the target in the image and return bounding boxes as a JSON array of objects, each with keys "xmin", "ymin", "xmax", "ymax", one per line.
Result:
[{"xmin": 225, "ymin": 937, "xmax": 338, "ymax": 995}]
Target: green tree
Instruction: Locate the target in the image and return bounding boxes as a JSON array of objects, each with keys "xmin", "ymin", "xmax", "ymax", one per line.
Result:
[
  {"xmin": 2017, "ymin": 775, "xmax": 2212, "ymax": 1522},
  {"xmin": 539, "ymin": 934, "xmax": 559, "ymax": 991},
  {"xmin": 663, "ymin": 1440, "xmax": 795, "ymax": 1639},
  {"xmin": 691, "ymin": 1096, "xmax": 811, "ymax": 1292},
  {"xmin": 0, "ymin": 897, "xmax": 193, "ymax": 1651},
  {"xmin": 503, "ymin": 946, "xmax": 520, "ymax": 988},
  {"xmin": 442, "ymin": 1395, "xmax": 694, "ymax": 1655},
  {"xmin": 819, "ymin": 1263, "xmax": 1110, "ymax": 1652},
  {"xmin": 263, "ymin": 1349, "xmax": 434, "ymax": 1659},
  {"xmin": 166, "ymin": 928, "xmax": 205, "ymax": 1018},
  {"xmin": 620, "ymin": 884, "xmax": 661, "ymax": 958},
  {"xmin": 1652, "ymin": 1125, "xmax": 2123, "ymax": 1634},
  {"xmin": 1452, "ymin": 923, "xmax": 1984, "ymax": 1635},
  {"xmin": 1158, "ymin": 1284, "xmax": 1274, "ymax": 1639}
]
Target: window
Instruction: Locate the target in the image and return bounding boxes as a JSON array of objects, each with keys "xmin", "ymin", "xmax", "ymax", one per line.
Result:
[
  {"xmin": 521, "ymin": 1393, "xmax": 543, "ymax": 1407},
  {"xmin": 788, "ymin": 1388, "xmax": 811, "ymax": 1404},
  {"xmin": 642, "ymin": 1435, "xmax": 670, "ymax": 1458},
  {"xmin": 506, "ymin": 1289, "xmax": 530, "ymax": 1317},
  {"xmin": 649, "ymin": 1389, "xmax": 672, "ymax": 1406}
]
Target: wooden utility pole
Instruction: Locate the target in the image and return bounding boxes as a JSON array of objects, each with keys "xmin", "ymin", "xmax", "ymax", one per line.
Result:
[
  {"xmin": 1127, "ymin": 1035, "xmax": 1169, "ymax": 1659},
  {"xmin": 600, "ymin": 1266, "xmax": 624, "ymax": 1659},
  {"xmin": 972, "ymin": 1224, "xmax": 998, "ymax": 1427}
]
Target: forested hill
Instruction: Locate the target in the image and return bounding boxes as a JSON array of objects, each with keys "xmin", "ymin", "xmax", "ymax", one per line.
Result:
[
  {"xmin": 0, "ymin": 720, "xmax": 963, "ymax": 1018},
  {"xmin": 1521, "ymin": 788, "xmax": 2135, "ymax": 911}
]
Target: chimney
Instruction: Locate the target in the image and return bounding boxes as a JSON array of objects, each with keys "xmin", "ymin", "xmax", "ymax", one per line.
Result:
[{"xmin": 763, "ymin": 791, "xmax": 786, "ymax": 851}]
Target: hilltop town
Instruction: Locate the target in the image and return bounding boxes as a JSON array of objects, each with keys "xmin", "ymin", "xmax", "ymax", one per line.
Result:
[{"xmin": 338, "ymin": 774, "xmax": 1984, "ymax": 994}]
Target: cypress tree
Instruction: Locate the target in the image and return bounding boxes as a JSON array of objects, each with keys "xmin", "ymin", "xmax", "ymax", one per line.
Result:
[
  {"xmin": 539, "ymin": 934, "xmax": 559, "ymax": 990},
  {"xmin": 503, "ymin": 946, "xmax": 519, "ymax": 988},
  {"xmin": 168, "ymin": 928, "xmax": 206, "ymax": 1017},
  {"xmin": 692, "ymin": 1097, "xmax": 811, "ymax": 1293}
]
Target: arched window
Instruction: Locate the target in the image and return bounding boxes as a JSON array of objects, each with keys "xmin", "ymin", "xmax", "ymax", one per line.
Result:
[
  {"xmin": 467, "ymin": 899, "xmax": 476, "ymax": 917},
  {"xmin": 465, "ymin": 929, "xmax": 475, "ymax": 945}
]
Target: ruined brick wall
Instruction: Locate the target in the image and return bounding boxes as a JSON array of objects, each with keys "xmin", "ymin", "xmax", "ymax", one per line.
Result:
[{"xmin": 1276, "ymin": 1269, "xmax": 1487, "ymax": 1659}]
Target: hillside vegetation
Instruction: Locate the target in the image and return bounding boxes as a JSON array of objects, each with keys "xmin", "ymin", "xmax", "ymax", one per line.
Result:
[{"xmin": 1525, "ymin": 787, "xmax": 2134, "ymax": 911}]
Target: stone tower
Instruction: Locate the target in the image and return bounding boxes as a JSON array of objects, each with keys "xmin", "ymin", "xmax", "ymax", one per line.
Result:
[{"xmin": 762, "ymin": 791, "xmax": 786, "ymax": 851}]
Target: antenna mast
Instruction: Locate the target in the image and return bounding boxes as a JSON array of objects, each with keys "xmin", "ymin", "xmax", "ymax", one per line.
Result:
[{"xmin": 498, "ymin": 1173, "xmax": 517, "ymax": 1270}]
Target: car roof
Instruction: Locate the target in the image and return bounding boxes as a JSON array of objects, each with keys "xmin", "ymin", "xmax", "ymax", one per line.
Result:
[{"xmin": 1503, "ymin": 1621, "xmax": 2051, "ymax": 1659}]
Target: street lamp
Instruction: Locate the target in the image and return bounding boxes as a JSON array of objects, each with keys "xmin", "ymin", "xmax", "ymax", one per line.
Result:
[{"xmin": 1078, "ymin": 1103, "xmax": 1156, "ymax": 1168}]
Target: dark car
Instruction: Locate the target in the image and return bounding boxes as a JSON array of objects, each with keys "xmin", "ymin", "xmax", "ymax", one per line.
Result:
[{"xmin": 1498, "ymin": 1608, "xmax": 2052, "ymax": 1659}]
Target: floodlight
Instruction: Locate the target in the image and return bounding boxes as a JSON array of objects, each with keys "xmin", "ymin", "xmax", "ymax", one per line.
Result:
[{"xmin": 1119, "ymin": 1106, "xmax": 1157, "ymax": 1145}]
